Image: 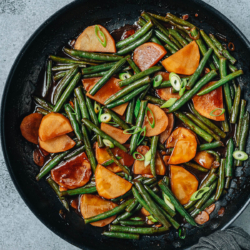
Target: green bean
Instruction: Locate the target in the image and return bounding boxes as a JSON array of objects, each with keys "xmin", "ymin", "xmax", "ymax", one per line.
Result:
[
  {"xmin": 63, "ymin": 48, "xmax": 123, "ymax": 62},
  {"xmin": 47, "ymin": 177, "xmax": 69, "ymax": 211},
  {"xmin": 53, "ymin": 72, "xmax": 81, "ymax": 112},
  {"xmin": 89, "ymin": 55, "xmax": 129, "ymax": 95},
  {"xmin": 169, "ymin": 34, "xmax": 182, "ymax": 49},
  {"xmin": 132, "ymin": 187, "xmax": 153, "ymax": 214},
  {"xmin": 142, "ymin": 177, "xmax": 157, "ymax": 186},
  {"xmin": 150, "ymin": 136, "xmax": 158, "ymax": 177},
  {"xmin": 206, "ymin": 150, "xmax": 220, "ymax": 163},
  {"xmin": 189, "ymin": 103, "xmax": 226, "ymax": 138},
  {"xmin": 185, "ymin": 112, "xmax": 220, "ymax": 141},
  {"xmin": 186, "ymin": 48, "xmax": 213, "ymax": 90},
  {"xmin": 36, "ymin": 107, "xmax": 49, "ymax": 115},
  {"xmin": 126, "ymin": 58, "xmax": 140, "ymax": 74},
  {"xmin": 82, "ymin": 118, "xmax": 127, "ymax": 152},
  {"xmin": 190, "ymin": 28, "xmax": 216, "ymax": 71},
  {"xmin": 63, "ymin": 145, "xmax": 85, "ymax": 160},
  {"xmin": 81, "ymin": 124, "xmax": 97, "ymax": 172},
  {"xmin": 119, "ymin": 66, "xmax": 162, "ymax": 87},
  {"xmin": 111, "ymin": 190, "xmax": 133, "ymax": 202},
  {"xmin": 82, "ymin": 71, "xmax": 109, "ymax": 78},
  {"xmin": 73, "ymin": 98, "xmax": 81, "ymax": 124},
  {"xmin": 158, "ymin": 180, "xmax": 197, "ymax": 226},
  {"xmin": 215, "ymin": 158, "xmax": 225, "ymax": 200},
  {"xmin": 158, "ymin": 206, "xmax": 180, "ymax": 229},
  {"xmin": 53, "ymin": 71, "xmax": 68, "ymax": 81},
  {"xmin": 74, "ymin": 87, "xmax": 90, "ymax": 120},
  {"xmin": 85, "ymin": 96, "xmax": 103, "ymax": 147},
  {"xmin": 144, "ymin": 185, "xmax": 176, "ymax": 217},
  {"xmin": 104, "ymin": 108, "xmax": 130, "ymax": 130},
  {"xmin": 110, "ymin": 225, "xmax": 169, "ymax": 234},
  {"xmin": 184, "ymin": 162, "xmax": 209, "ymax": 172},
  {"xmin": 105, "ymin": 77, "xmax": 151, "ymax": 105},
  {"xmin": 116, "ymin": 20, "xmax": 154, "ymax": 49},
  {"xmin": 225, "ymin": 138, "xmax": 234, "ymax": 178},
  {"xmin": 102, "ymin": 231, "xmax": 139, "ymax": 240},
  {"xmin": 61, "ymin": 186, "xmax": 97, "ymax": 196},
  {"xmin": 117, "ymin": 30, "xmax": 153, "ymax": 55},
  {"xmin": 177, "ymin": 29, "xmax": 193, "ymax": 42},
  {"xmin": 49, "ymin": 55, "xmax": 90, "ymax": 65},
  {"xmin": 106, "ymin": 84, "xmax": 149, "ymax": 109},
  {"xmin": 151, "ymin": 36, "xmax": 163, "ymax": 45},
  {"xmin": 236, "ymin": 100, "xmax": 247, "ymax": 146},
  {"xmin": 130, "ymin": 100, "xmax": 148, "ymax": 154},
  {"xmin": 65, "ymin": 104, "xmax": 83, "ymax": 141},
  {"xmin": 230, "ymin": 85, "xmax": 241, "ymax": 123},
  {"xmin": 33, "ymin": 96, "xmax": 54, "ymax": 112},
  {"xmin": 81, "ymin": 62, "xmax": 116, "ymax": 75},
  {"xmin": 222, "ymin": 110, "xmax": 230, "ymax": 133},
  {"xmin": 168, "ymin": 70, "xmax": 217, "ymax": 112},
  {"xmin": 44, "ymin": 59, "xmax": 52, "ymax": 96},
  {"xmin": 125, "ymin": 199, "xmax": 139, "ymax": 213},
  {"xmin": 166, "ymin": 13, "xmax": 195, "ymax": 29},
  {"xmin": 174, "ymin": 112, "xmax": 214, "ymax": 142},
  {"xmin": 85, "ymin": 199, "xmax": 133, "ymax": 224},
  {"xmin": 169, "ymin": 29, "xmax": 188, "ymax": 47},
  {"xmin": 230, "ymin": 82, "xmax": 235, "ymax": 100},
  {"xmin": 197, "ymin": 70, "xmax": 243, "ymax": 96},
  {"xmin": 209, "ymin": 34, "xmax": 236, "ymax": 64},
  {"xmin": 125, "ymin": 98, "xmax": 135, "ymax": 124},
  {"xmin": 119, "ymin": 220, "xmax": 146, "ymax": 226},
  {"xmin": 144, "ymin": 95, "xmax": 165, "ymax": 105}
]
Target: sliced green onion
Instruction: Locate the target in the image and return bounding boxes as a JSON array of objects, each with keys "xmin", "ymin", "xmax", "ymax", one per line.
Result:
[
  {"xmin": 146, "ymin": 107, "xmax": 155, "ymax": 128},
  {"xmin": 123, "ymin": 126, "xmax": 142, "ymax": 135},
  {"xmin": 190, "ymin": 187, "xmax": 210, "ymax": 201},
  {"xmin": 209, "ymin": 108, "xmax": 225, "ymax": 117},
  {"xmin": 107, "ymin": 122, "xmax": 119, "ymax": 127},
  {"xmin": 179, "ymin": 79, "xmax": 187, "ymax": 96},
  {"xmin": 133, "ymin": 152, "xmax": 145, "ymax": 161},
  {"xmin": 233, "ymin": 150, "xmax": 248, "ymax": 161},
  {"xmin": 130, "ymin": 217, "xmax": 143, "ymax": 221},
  {"xmin": 160, "ymin": 98, "xmax": 177, "ymax": 108},
  {"xmin": 119, "ymin": 72, "xmax": 132, "ymax": 80},
  {"xmin": 163, "ymin": 193, "xmax": 175, "ymax": 211},
  {"xmin": 144, "ymin": 149, "xmax": 151, "ymax": 166},
  {"xmin": 103, "ymin": 139, "xmax": 114, "ymax": 148},
  {"xmin": 94, "ymin": 101, "xmax": 101, "ymax": 113},
  {"xmin": 98, "ymin": 107, "xmax": 104, "ymax": 123},
  {"xmin": 95, "ymin": 25, "xmax": 107, "ymax": 47},
  {"xmin": 134, "ymin": 99, "xmax": 141, "ymax": 118},
  {"xmin": 100, "ymin": 113, "xmax": 111, "ymax": 123},
  {"xmin": 153, "ymin": 74, "xmax": 163, "ymax": 88},
  {"xmin": 179, "ymin": 227, "xmax": 186, "ymax": 240},
  {"xmin": 147, "ymin": 215, "xmax": 157, "ymax": 223},
  {"xmin": 169, "ymin": 72, "xmax": 181, "ymax": 91},
  {"xmin": 137, "ymin": 126, "xmax": 146, "ymax": 145}
]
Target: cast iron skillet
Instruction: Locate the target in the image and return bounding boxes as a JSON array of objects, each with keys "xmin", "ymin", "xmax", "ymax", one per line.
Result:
[{"xmin": 1, "ymin": 0, "xmax": 250, "ymax": 249}]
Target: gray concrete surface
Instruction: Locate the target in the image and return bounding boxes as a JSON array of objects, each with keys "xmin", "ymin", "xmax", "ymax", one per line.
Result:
[{"xmin": 0, "ymin": 0, "xmax": 250, "ymax": 249}]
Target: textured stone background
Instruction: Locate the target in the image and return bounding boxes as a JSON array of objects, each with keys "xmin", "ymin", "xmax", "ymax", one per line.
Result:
[{"xmin": 0, "ymin": 0, "xmax": 250, "ymax": 249}]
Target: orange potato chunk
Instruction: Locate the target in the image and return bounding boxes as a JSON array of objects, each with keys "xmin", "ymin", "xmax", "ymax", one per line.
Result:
[
  {"xmin": 141, "ymin": 207, "xmax": 151, "ymax": 216},
  {"xmin": 159, "ymin": 111, "xmax": 174, "ymax": 144},
  {"xmin": 51, "ymin": 152, "xmax": 92, "ymax": 189},
  {"xmin": 38, "ymin": 112, "xmax": 73, "ymax": 141},
  {"xmin": 95, "ymin": 143, "xmax": 134, "ymax": 173},
  {"xmin": 133, "ymin": 145, "xmax": 166, "ymax": 175},
  {"xmin": 162, "ymin": 41, "xmax": 200, "ymax": 75},
  {"xmin": 133, "ymin": 42, "xmax": 167, "ymax": 71},
  {"xmin": 142, "ymin": 103, "xmax": 168, "ymax": 137},
  {"xmin": 100, "ymin": 123, "xmax": 131, "ymax": 144},
  {"xmin": 80, "ymin": 194, "xmax": 118, "ymax": 227},
  {"xmin": 156, "ymin": 87, "xmax": 181, "ymax": 101},
  {"xmin": 20, "ymin": 113, "xmax": 43, "ymax": 144},
  {"xmin": 75, "ymin": 25, "xmax": 116, "ymax": 53},
  {"xmin": 192, "ymin": 81, "xmax": 225, "ymax": 121},
  {"xmin": 39, "ymin": 134, "xmax": 75, "ymax": 153},
  {"xmin": 170, "ymin": 165, "xmax": 198, "ymax": 205},
  {"xmin": 95, "ymin": 164, "xmax": 132, "ymax": 199},
  {"xmin": 194, "ymin": 151, "xmax": 215, "ymax": 169},
  {"xmin": 82, "ymin": 77, "xmax": 128, "ymax": 115}
]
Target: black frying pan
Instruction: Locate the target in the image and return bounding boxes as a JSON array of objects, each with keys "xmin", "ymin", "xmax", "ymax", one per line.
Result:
[{"xmin": 1, "ymin": 0, "xmax": 250, "ymax": 249}]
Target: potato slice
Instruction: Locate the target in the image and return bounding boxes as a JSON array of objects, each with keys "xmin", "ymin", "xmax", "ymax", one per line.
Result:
[
  {"xmin": 38, "ymin": 112, "xmax": 73, "ymax": 141},
  {"xmin": 159, "ymin": 111, "xmax": 174, "ymax": 144},
  {"xmin": 161, "ymin": 41, "xmax": 200, "ymax": 75},
  {"xmin": 133, "ymin": 42, "xmax": 167, "ymax": 71},
  {"xmin": 156, "ymin": 87, "xmax": 181, "ymax": 101},
  {"xmin": 75, "ymin": 25, "xmax": 116, "ymax": 53},
  {"xmin": 51, "ymin": 152, "xmax": 92, "ymax": 189},
  {"xmin": 141, "ymin": 207, "xmax": 151, "ymax": 216},
  {"xmin": 95, "ymin": 164, "xmax": 132, "ymax": 199},
  {"xmin": 194, "ymin": 151, "xmax": 215, "ymax": 169},
  {"xmin": 80, "ymin": 194, "xmax": 118, "ymax": 227},
  {"xmin": 100, "ymin": 123, "xmax": 131, "ymax": 144},
  {"xmin": 39, "ymin": 134, "xmax": 75, "ymax": 153},
  {"xmin": 82, "ymin": 77, "xmax": 128, "ymax": 116},
  {"xmin": 142, "ymin": 103, "xmax": 168, "ymax": 137},
  {"xmin": 170, "ymin": 165, "xmax": 198, "ymax": 205},
  {"xmin": 20, "ymin": 113, "xmax": 43, "ymax": 144},
  {"xmin": 133, "ymin": 145, "xmax": 166, "ymax": 175},
  {"xmin": 95, "ymin": 143, "xmax": 134, "ymax": 172},
  {"xmin": 192, "ymin": 81, "xmax": 225, "ymax": 121}
]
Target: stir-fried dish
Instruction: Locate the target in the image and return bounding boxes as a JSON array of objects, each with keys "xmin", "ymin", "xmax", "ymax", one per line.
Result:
[{"xmin": 20, "ymin": 11, "xmax": 249, "ymax": 240}]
